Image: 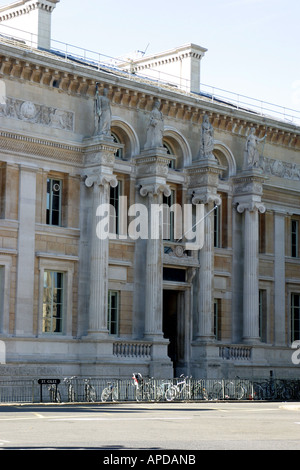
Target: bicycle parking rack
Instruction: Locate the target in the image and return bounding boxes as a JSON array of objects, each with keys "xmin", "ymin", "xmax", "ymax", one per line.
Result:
[{"xmin": 0, "ymin": 376, "xmax": 300, "ymax": 404}]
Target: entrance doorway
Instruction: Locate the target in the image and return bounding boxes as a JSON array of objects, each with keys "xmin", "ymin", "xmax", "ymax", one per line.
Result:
[{"xmin": 163, "ymin": 290, "xmax": 185, "ymax": 375}]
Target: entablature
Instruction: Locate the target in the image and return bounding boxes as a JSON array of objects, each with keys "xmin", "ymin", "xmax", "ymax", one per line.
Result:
[{"xmin": 1, "ymin": 42, "xmax": 300, "ymax": 152}]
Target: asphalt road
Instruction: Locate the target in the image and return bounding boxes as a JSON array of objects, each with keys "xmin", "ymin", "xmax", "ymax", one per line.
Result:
[{"xmin": 0, "ymin": 401, "xmax": 300, "ymax": 452}]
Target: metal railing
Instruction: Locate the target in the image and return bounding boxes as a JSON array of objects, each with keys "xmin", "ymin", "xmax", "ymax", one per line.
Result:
[
  {"xmin": 1, "ymin": 23, "xmax": 300, "ymax": 126},
  {"xmin": 0, "ymin": 376, "xmax": 300, "ymax": 403}
]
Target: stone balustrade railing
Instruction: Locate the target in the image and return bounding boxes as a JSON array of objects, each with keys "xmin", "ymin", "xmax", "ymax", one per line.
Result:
[
  {"xmin": 113, "ymin": 341, "xmax": 152, "ymax": 359},
  {"xmin": 219, "ymin": 345, "xmax": 252, "ymax": 361}
]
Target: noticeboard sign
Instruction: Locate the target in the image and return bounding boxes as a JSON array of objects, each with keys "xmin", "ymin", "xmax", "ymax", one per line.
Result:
[{"xmin": 38, "ymin": 379, "xmax": 60, "ymax": 385}]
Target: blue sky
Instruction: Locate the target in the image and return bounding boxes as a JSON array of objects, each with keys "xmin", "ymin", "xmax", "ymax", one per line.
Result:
[{"xmin": 1, "ymin": 0, "xmax": 300, "ymax": 118}]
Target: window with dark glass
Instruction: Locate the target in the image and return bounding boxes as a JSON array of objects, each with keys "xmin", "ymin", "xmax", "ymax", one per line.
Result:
[
  {"xmin": 259, "ymin": 289, "xmax": 267, "ymax": 342},
  {"xmin": 163, "ymin": 189, "xmax": 175, "ymax": 241},
  {"xmin": 47, "ymin": 178, "xmax": 62, "ymax": 226},
  {"xmin": 109, "ymin": 182, "xmax": 122, "ymax": 235},
  {"xmin": 108, "ymin": 290, "xmax": 119, "ymax": 335},
  {"xmin": 291, "ymin": 219, "xmax": 299, "ymax": 258},
  {"xmin": 291, "ymin": 293, "xmax": 300, "ymax": 342},
  {"xmin": 214, "ymin": 299, "xmax": 221, "ymax": 340}
]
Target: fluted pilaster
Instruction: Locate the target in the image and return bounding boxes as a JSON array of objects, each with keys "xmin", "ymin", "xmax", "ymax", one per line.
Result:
[{"xmin": 237, "ymin": 201, "xmax": 265, "ymax": 343}]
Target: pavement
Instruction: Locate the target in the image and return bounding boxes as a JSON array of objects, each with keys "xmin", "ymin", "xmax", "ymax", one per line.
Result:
[{"xmin": 0, "ymin": 400, "xmax": 300, "ymax": 452}]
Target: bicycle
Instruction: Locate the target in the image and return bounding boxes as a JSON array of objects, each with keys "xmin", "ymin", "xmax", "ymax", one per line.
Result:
[
  {"xmin": 154, "ymin": 380, "xmax": 172, "ymax": 401},
  {"xmin": 165, "ymin": 375, "xmax": 191, "ymax": 402},
  {"xmin": 208, "ymin": 380, "xmax": 224, "ymax": 400},
  {"xmin": 132, "ymin": 373, "xmax": 145, "ymax": 401},
  {"xmin": 225, "ymin": 379, "xmax": 247, "ymax": 400},
  {"xmin": 101, "ymin": 381, "xmax": 118, "ymax": 402},
  {"xmin": 191, "ymin": 379, "xmax": 208, "ymax": 400},
  {"xmin": 63, "ymin": 376, "xmax": 77, "ymax": 402},
  {"xmin": 48, "ymin": 384, "xmax": 61, "ymax": 403},
  {"xmin": 84, "ymin": 378, "xmax": 97, "ymax": 402}
]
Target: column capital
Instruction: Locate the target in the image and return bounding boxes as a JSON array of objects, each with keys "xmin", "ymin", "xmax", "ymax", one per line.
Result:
[
  {"xmin": 139, "ymin": 183, "xmax": 171, "ymax": 198},
  {"xmin": 191, "ymin": 190, "xmax": 221, "ymax": 206},
  {"xmin": 84, "ymin": 173, "xmax": 118, "ymax": 189},
  {"xmin": 236, "ymin": 201, "xmax": 266, "ymax": 214}
]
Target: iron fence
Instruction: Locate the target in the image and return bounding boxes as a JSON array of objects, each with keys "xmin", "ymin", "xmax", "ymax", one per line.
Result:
[{"xmin": 0, "ymin": 376, "xmax": 300, "ymax": 404}]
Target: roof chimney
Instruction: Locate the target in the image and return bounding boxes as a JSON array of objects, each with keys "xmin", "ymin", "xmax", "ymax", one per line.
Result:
[
  {"xmin": 118, "ymin": 43, "xmax": 207, "ymax": 94},
  {"xmin": 0, "ymin": 0, "xmax": 60, "ymax": 49}
]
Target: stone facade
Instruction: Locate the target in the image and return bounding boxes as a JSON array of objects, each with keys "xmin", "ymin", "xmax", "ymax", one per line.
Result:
[{"xmin": 0, "ymin": 1, "xmax": 300, "ymax": 380}]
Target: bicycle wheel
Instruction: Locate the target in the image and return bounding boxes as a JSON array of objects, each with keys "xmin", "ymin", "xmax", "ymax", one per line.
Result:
[
  {"xmin": 88, "ymin": 386, "xmax": 97, "ymax": 402},
  {"xmin": 101, "ymin": 388, "xmax": 111, "ymax": 402},
  {"xmin": 235, "ymin": 384, "xmax": 246, "ymax": 400},
  {"xmin": 253, "ymin": 383, "xmax": 264, "ymax": 400},
  {"xmin": 155, "ymin": 385, "xmax": 165, "ymax": 401},
  {"xmin": 165, "ymin": 386, "xmax": 177, "ymax": 402},
  {"xmin": 225, "ymin": 381, "xmax": 235, "ymax": 399},
  {"xmin": 211, "ymin": 382, "xmax": 223, "ymax": 400}
]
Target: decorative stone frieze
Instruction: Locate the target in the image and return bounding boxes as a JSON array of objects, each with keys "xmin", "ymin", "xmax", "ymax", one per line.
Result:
[
  {"xmin": 0, "ymin": 96, "xmax": 74, "ymax": 131},
  {"xmin": 259, "ymin": 155, "xmax": 300, "ymax": 180}
]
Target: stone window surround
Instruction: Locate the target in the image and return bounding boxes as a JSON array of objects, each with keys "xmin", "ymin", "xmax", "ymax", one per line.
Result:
[
  {"xmin": 0, "ymin": 252, "xmax": 15, "ymax": 335},
  {"xmin": 288, "ymin": 285, "xmax": 300, "ymax": 345},
  {"xmin": 37, "ymin": 254, "xmax": 75, "ymax": 337}
]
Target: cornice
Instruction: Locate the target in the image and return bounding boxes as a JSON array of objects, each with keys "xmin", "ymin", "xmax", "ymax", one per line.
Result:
[
  {"xmin": 0, "ymin": 42, "xmax": 300, "ymax": 150},
  {"xmin": 0, "ymin": 0, "xmax": 59, "ymax": 18}
]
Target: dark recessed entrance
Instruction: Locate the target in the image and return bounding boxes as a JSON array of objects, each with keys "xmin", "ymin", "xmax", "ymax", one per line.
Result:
[{"xmin": 163, "ymin": 290, "xmax": 180, "ymax": 374}]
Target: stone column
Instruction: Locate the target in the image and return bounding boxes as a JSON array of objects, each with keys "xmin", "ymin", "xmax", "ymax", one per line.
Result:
[
  {"xmin": 83, "ymin": 136, "xmax": 120, "ymax": 338},
  {"xmin": 233, "ymin": 169, "xmax": 267, "ymax": 344},
  {"xmin": 140, "ymin": 183, "xmax": 171, "ymax": 339},
  {"xmin": 134, "ymin": 146, "xmax": 174, "ymax": 377},
  {"xmin": 85, "ymin": 173, "xmax": 117, "ymax": 336},
  {"xmin": 237, "ymin": 201, "xmax": 265, "ymax": 343},
  {"xmin": 193, "ymin": 194, "xmax": 221, "ymax": 341}
]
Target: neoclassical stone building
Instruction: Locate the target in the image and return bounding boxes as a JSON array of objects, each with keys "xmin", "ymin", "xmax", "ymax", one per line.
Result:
[{"xmin": 0, "ymin": 0, "xmax": 300, "ymax": 379}]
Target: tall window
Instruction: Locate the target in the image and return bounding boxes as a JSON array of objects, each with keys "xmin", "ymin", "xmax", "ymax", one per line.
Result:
[
  {"xmin": 108, "ymin": 290, "xmax": 119, "ymax": 335},
  {"xmin": 214, "ymin": 299, "xmax": 221, "ymax": 340},
  {"xmin": 47, "ymin": 178, "xmax": 62, "ymax": 226},
  {"xmin": 213, "ymin": 194, "xmax": 227, "ymax": 249},
  {"xmin": 259, "ymin": 212, "xmax": 266, "ymax": 253},
  {"xmin": 163, "ymin": 189, "xmax": 175, "ymax": 241},
  {"xmin": 291, "ymin": 219, "xmax": 299, "ymax": 258},
  {"xmin": 259, "ymin": 289, "xmax": 267, "ymax": 342},
  {"xmin": 214, "ymin": 205, "xmax": 221, "ymax": 248},
  {"xmin": 109, "ymin": 181, "xmax": 122, "ymax": 235},
  {"xmin": 43, "ymin": 271, "xmax": 64, "ymax": 334},
  {"xmin": 291, "ymin": 293, "xmax": 300, "ymax": 342}
]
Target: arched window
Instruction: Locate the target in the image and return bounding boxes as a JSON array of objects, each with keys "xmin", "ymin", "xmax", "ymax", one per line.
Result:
[
  {"xmin": 111, "ymin": 132, "xmax": 123, "ymax": 159},
  {"xmin": 163, "ymin": 141, "xmax": 176, "ymax": 169}
]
